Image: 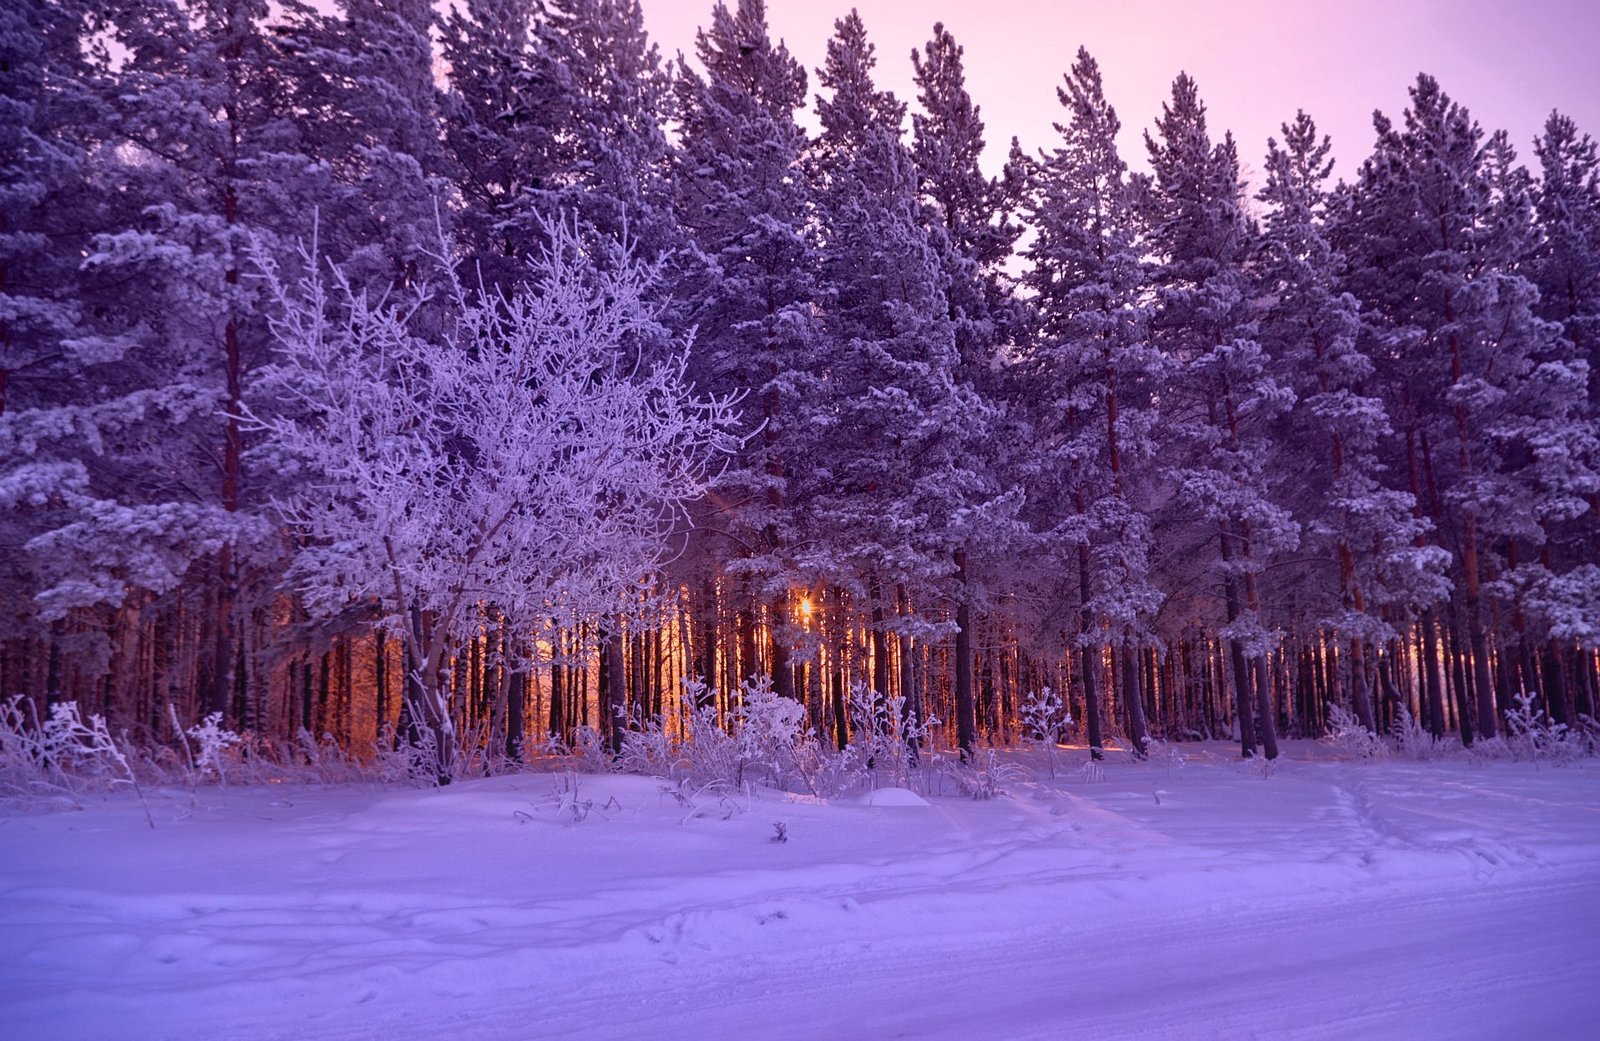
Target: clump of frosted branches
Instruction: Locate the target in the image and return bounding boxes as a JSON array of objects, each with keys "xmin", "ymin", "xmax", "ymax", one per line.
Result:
[
  {"xmin": 1499, "ymin": 692, "xmax": 1595, "ymax": 763},
  {"xmin": 1020, "ymin": 686, "xmax": 1071, "ymax": 778},
  {"xmin": 1322, "ymin": 703, "xmax": 1385, "ymax": 759},
  {"xmin": 845, "ymin": 682, "xmax": 941, "ymax": 793},
  {"xmin": 183, "ymin": 713, "xmax": 241, "ymax": 783},
  {"xmin": 1390, "ymin": 705, "xmax": 1443, "ymax": 761},
  {"xmin": 943, "ymin": 749, "xmax": 1025, "ymax": 800},
  {"xmin": 610, "ymin": 678, "xmax": 872, "ymax": 798},
  {"xmin": 0, "ymin": 696, "xmax": 139, "ymax": 799}
]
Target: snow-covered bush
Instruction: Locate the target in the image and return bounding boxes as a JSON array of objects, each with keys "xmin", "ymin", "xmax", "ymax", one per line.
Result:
[
  {"xmin": 943, "ymin": 748, "xmax": 1025, "ymax": 800},
  {"xmin": 603, "ymin": 678, "xmax": 914, "ymax": 799},
  {"xmin": 1501, "ymin": 692, "xmax": 1593, "ymax": 763},
  {"xmin": 734, "ymin": 679, "xmax": 808, "ymax": 789},
  {"xmin": 1391, "ymin": 705, "xmax": 1444, "ymax": 761},
  {"xmin": 790, "ymin": 740, "xmax": 867, "ymax": 800},
  {"xmin": 615, "ymin": 712, "xmax": 680, "ymax": 779},
  {"xmin": 183, "ymin": 713, "xmax": 241, "ymax": 783},
  {"xmin": 1144, "ymin": 737, "xmax": 1187, "ymax": 771},
  {"xmin": 1020, "ymin": 687, "xmax": 1071, "ymax": 778},
  {"xmin": 1322, "ymin": 704, "xmax": 1385, "ymax": 759},
  {"xmin": 843, "ymin": 682, "xmax": 941, "ymax": 793},
  {"xmin": 0, "ymin": 696, "xmax": 140, "ymax": 798},
  {"xmin": 610, "ymin": 678, "xmax": 815, "ymax": 793},
  {"xmin": 570, "ymin": 726, "xmax": 613, "ymax": 772}
]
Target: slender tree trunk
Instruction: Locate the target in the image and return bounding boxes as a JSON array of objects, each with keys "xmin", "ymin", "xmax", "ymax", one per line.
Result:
[
  {"xmin": 1076, "ymin": 537, "xmax": 1105, "ymax": 760},
  {"xmin": 700, "ymin": 578, "xmax": 718, "ymax": 694},
  {"xmin": 1121, "ymin": 641, "xmax": 1149, "ymax": 756},
  {"xmin": 954, "ymin": 551, "xmax": 977, "ymax": 761},
  {"xmin": 870, "ymin": 579, "xmax": 890, "ymax": 707},
  {"xmin": 770, "ymin": 593, "xmax": 793, "ymax": 701},
  {"xmin": 1218, "ymin": 529, "xmax": 1257, "ymax": 756},
  {"xmin": 897, "ymin": 586, "xmax": 921, "ymax": 763},
  {"xmin": 599, "ymin": 617, "xmax": 625, "ymax": 753},
  {"xmin": 549, "ymin": 633, "xmax": 566, "ymax": 743},
  {"xmin": 1420, "ymin": 610, "xmax": 1446, "ymax": 739}
]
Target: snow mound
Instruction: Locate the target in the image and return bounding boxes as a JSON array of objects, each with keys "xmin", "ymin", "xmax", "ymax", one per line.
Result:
[{"xmin": 860, "ymin": 786, "xmax": 930, "ymax": 807}]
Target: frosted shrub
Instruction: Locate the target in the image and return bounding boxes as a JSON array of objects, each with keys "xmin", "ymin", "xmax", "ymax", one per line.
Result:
[
  {"xmin": 674, "ymin": 683, "xmax": 742, "ymax": 786},
  {"xmin": 607, "ymin": 679, "xmax": 814, "ymax": 792},
  {"xmin": 1391, "ymin": 705, "xmax": 1443, "ymax": 761},
  {"xmin": 1502, "ymin": 692, "xmax": 1592, "ymax": 763},
  {"xmin": 1020, "ymin": 687, "xmax": 1071, "ymax": 778},
  {"xmin": 601, "ymin": 677, "xmax": 976, "ymax": 800},
  {"xmin": 184, "ymin": 713, "xmax": 241, "ymax": 783},
  {"xmin": 791, "ymin": 740, "xmax": 867, "ymax": 799},
  {"xmin": 615, "ymin": 712, "xmax": 679, "ymax": 779},
  {"xmin": 294, "ymin": 728, "xmax": 416, "ymax": 785},
  {"xmin": 1322, "ymin": 704, "xmax": 1385, "ymax": 759},
  {"xmin": 570, "ymin": 725, "xmax": 613, "ymax": 771},
  {"xmin": 1144, "ymin": 737, "xmax": 1187, "ymax": 771},
  {"xmin": 734, "ymin": 678, "xmax": 808, "ymax": 789},
  {"xmin": 944, "ymin": 748, "xmax": 1025, "ymax": 800},
  {"xmin": 41, "ymin": 702, "xmax": 136, "ymax": 783},
  {"xmin": 844, "ymin": 682, "xmax": 941, "ymax": 792},
  {"xmin": 0, "ymin": 698, "xmax": 155, "ymax": 825}
]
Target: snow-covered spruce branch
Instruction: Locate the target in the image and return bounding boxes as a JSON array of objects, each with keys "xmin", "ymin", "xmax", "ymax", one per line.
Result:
[{"xmin": 245, "ymin": 217, "xmax": 741, "ymax": 782}]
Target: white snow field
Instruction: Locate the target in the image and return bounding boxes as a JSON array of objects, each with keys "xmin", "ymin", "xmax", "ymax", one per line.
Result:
[{"xmin": 3, "ymin": 744, "xmax": 1599, "ymax": 1041}]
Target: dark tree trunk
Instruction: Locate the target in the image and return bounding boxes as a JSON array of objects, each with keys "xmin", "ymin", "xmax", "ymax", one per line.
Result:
[
  {"xmin": 1421, "ymin": 609, "xmax": 1446, "ymax": 739},
  {"xmin": 954, "ymin": 551, "xmax": 978, "ymax": 761},
  {"xmin": 600, "ymin": 619, "xmax": 625, "ymax": 753},
  {"xmin": 1120, "ymin": 643, "xmax": 1149, "ymax": 757},
  {"xmin": 1219, "ymin": 558, "xmax": 1256, "ymax": 756},
  {"xmin": 1077, "ymin": 544, "xmax": 1104, "ymax": 759}
]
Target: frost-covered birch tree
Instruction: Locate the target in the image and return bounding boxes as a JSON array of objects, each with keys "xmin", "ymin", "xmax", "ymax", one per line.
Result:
[{"xmin": 249, "ymin": 222, "xmax": 739, "ymax": 781}]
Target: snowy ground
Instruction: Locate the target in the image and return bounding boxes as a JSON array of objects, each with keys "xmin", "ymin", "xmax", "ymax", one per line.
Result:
[{"xmin": 3, "ymin": 743, "xmax": 1599, "ymax": 1041}]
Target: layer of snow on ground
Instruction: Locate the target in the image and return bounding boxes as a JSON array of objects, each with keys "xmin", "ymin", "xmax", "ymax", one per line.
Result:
[{"xmin": 4, "ymin": 742, "xmax": 1599, "ymax": 1040}]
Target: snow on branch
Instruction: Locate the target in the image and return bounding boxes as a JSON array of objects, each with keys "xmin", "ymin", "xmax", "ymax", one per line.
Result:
[{"xmin": 245, "ymin": 215, "xmax": 741, "ymax": 777}]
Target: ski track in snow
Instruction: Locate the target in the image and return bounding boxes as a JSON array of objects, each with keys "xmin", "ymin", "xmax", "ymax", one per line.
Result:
[{"xmin": 2, "ymin": 743, "xmax": 1598, "ymax": 1040}]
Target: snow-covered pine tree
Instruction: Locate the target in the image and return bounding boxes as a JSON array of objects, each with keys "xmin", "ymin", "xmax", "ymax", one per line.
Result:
[
  {"xmin": 672, "ymin": 0, "xmax": 819, "ymax": 704},
  {"xmin": 0, "ymin": 0, "xmax": 102, "ymax": 645},
  {"xmin": 1255, "ymin": 110, "xmax": 1448, "ymax": 734},
  {"xmin": 1143, "ymin": 73, "xmax": 1298, "ymax": 759},
  {"xmin": 277, "ymin": 0, "xmax": 447, "ymax": 290},
  {"xmin": 802, "ymin": 12, "xmax": 986, "ymax": 746},
  {"xmin": 436, "ymin": 0, "xmax": 567, "ymax": 291},
  {"xmin": 1531, "ymin": 113, "xmax": 1600, "ymax": 410},
  {"xmin": 1339, "ymin": 75, "xmax": 1600, "ymax": 739},
  {"xmin": 9, "ymin": 0, "xmax": 315, "ymax": 726},
  {"xmin": 439, "ymin": 0, "xmax": 673, "ymax": 284},
  {"xmin": 1021, "ymin": 47, "xmax": 1163, "ymax": 758},
  {"xmin": 1524, "ymin": 112, "xmax": 1600, "ymax": 722},
  {"xmin": 909, "ymin": 21, "xmax": 1023, "ymax": 759},
  {"xmin": 910, "ymin": 21, "xmax": 1021, "ymax": 377},
  {"xmin": 541, "ymin": 0, "xmax": 675, "ymax": 252}
]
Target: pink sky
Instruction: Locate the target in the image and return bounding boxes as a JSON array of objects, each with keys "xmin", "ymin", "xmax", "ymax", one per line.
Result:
[{"xmin": 640, "ymin": 0, "xmax": 1600, "ymax": 182}]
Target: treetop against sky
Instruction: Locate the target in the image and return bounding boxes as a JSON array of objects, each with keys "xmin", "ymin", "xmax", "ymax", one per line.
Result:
[{"xmin": 640, "ymin": 0, "xmax": 1600, "ymax": 179}]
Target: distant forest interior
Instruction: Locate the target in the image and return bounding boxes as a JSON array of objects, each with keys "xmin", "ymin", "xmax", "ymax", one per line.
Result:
[{"xmin": 3, "ymin": 0, "xmax": 1598, "ymax": 778}]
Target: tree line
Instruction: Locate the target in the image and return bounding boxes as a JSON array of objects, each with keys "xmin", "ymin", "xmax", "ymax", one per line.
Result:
[{"xmin": 2, "ymin": 0, "xmax": 1597, "ymax": 777}]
